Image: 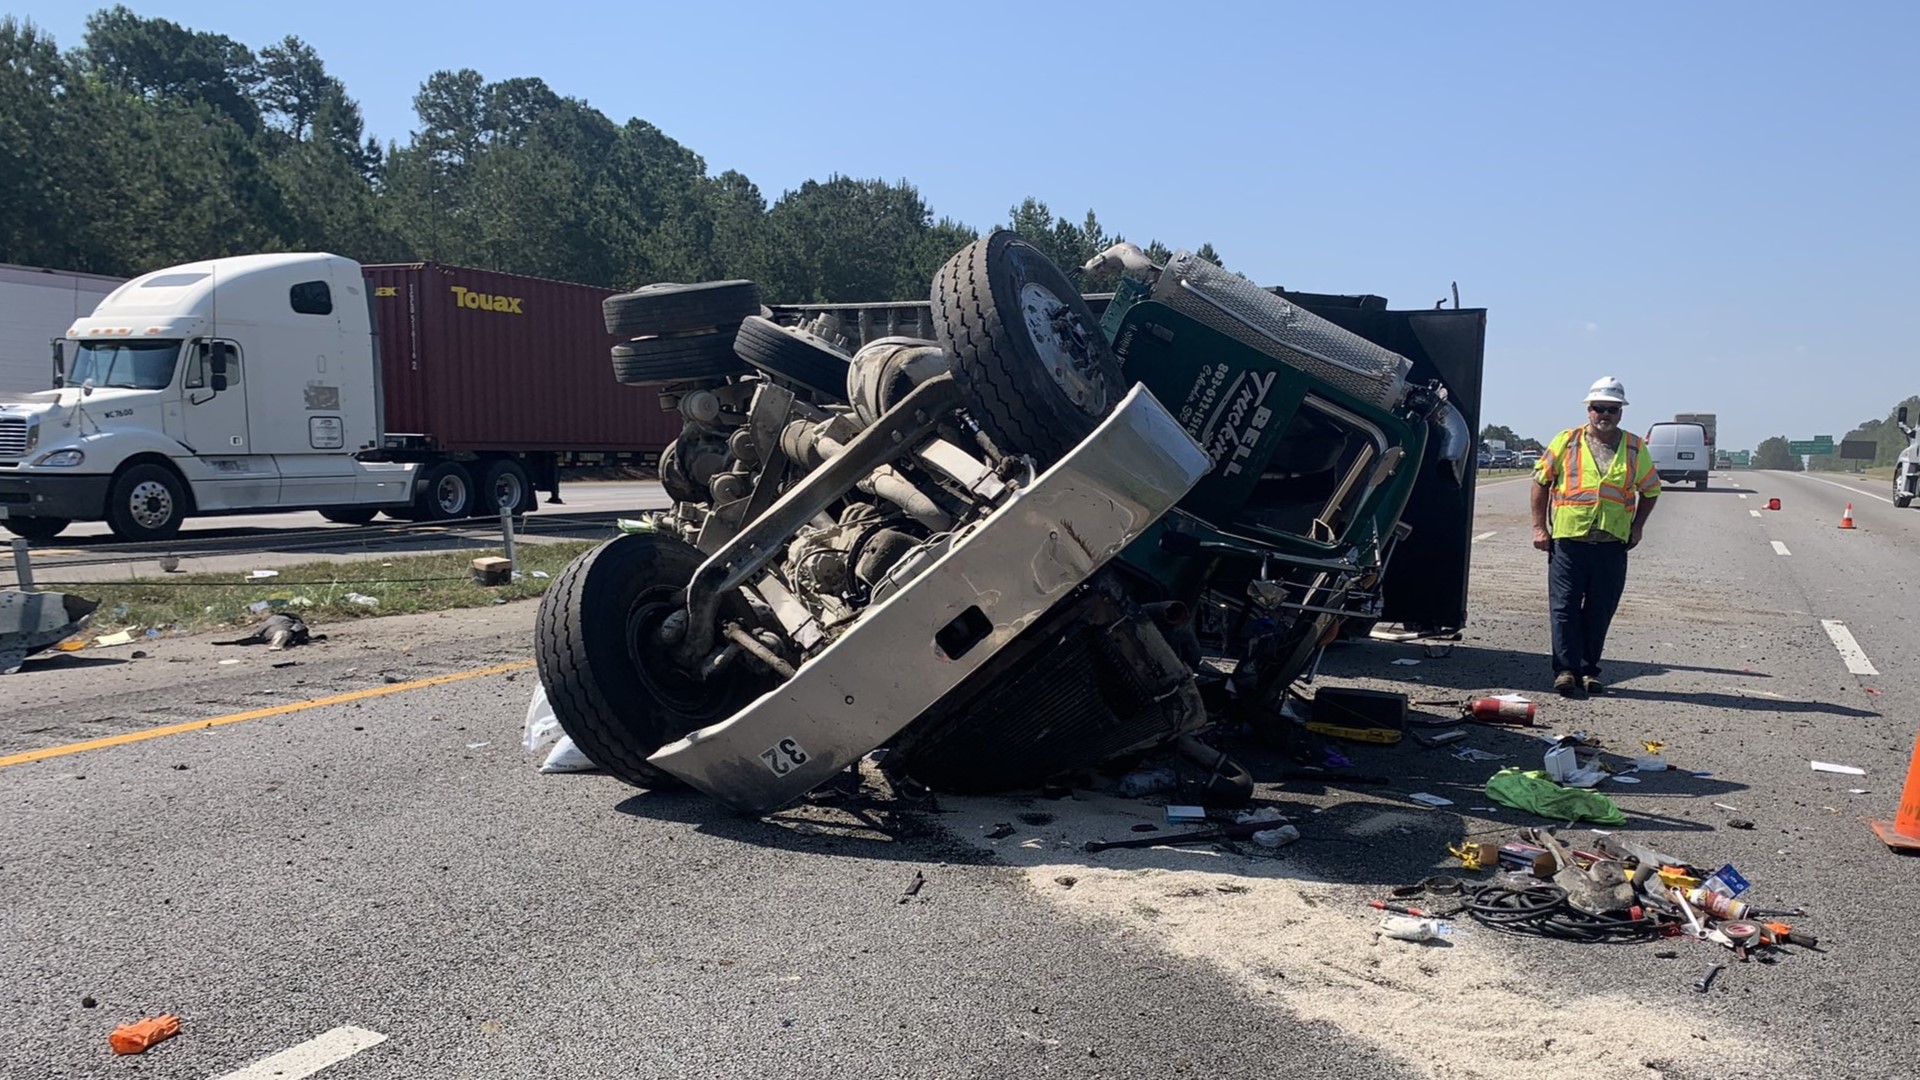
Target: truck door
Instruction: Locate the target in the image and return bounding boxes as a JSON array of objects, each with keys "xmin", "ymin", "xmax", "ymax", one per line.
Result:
[
  {"xmin": 183, "ymin": 340, "xmax": 252, "ymax": 453},
  {"xmin": 180, "ymin": 339, "xmax": 279, "ymax": 507}
]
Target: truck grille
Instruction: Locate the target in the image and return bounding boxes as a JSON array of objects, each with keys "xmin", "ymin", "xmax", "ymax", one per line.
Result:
[{"xmin": 0, "ymin": 417, "xmax": 27, "ymax": 458}]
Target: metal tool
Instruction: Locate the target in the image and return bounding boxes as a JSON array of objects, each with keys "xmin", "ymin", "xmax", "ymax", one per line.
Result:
[{"xmin": 1694, "ymin": 962, "xmax": 1725, "ymax": 993}]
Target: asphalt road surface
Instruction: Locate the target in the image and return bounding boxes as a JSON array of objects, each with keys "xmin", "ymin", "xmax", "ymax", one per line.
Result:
[{"xmin": 2, "ymin": 469, "xmax": 1917, "ymax": 1079}]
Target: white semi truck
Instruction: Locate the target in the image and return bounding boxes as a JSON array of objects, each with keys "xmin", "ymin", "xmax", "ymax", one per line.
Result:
[{"xmin": 0, "ymin": 253, "xmax": 676, "ymax": 542}]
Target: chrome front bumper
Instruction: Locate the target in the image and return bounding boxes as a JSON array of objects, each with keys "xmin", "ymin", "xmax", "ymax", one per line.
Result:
[{"xmin": 648, "ymin": 384, "xmax": 1212, "ymax": 814}]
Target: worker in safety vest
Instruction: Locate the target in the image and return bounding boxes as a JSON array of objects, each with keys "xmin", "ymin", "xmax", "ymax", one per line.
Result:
[{"xmin": 1530, "ymin": 376, "xmax": 1661, "ymax": 696}]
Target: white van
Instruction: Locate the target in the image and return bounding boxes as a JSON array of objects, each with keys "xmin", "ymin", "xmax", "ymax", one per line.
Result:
[{"xmin": 1645, "ymin": 422, "xmax": 1710, "ymax": 489}]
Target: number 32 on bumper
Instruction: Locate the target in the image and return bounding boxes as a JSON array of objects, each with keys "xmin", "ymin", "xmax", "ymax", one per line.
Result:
[{"xmin": 761, "ymin": 738, "xmax": 810, "ymax": 775}]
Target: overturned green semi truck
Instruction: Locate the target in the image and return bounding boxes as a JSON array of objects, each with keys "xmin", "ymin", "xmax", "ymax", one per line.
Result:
[{"xmin": 534, "ymin": 233, "xmax": 1488, "ymax": 813}]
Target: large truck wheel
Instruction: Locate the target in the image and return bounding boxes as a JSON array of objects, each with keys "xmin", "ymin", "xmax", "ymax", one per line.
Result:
[
  {"xmin": 611, "ymin": 335, "xmax": 748, "ymax": 385},
  {"xmin": 416, "ymin": 461, "xmax": 477, "ymax": 520},
  {"xmin": 733, "ymin": 315, "xmax": 852, "ymax": 400},
  {"xmin": 2, "ymin": 517, "xmax": 69, "ymax": 542},
  {"xmin": 480, "ymin": 459, "xmax": 535, "ymax": 515},
  {"xmin": 320, "ymin": 508, "xmax": 379, "ymax": 525},
  {"xmin": 603, "ymin": 280, "xmax": 760, "ymax": 338},
  {"xmin": 534, "ymin": 534, "xmax": 775, "ymax": 788},
  {"xmin": 1895, "ymin": 469, "xmax": 1912, "ymax": 509},
  {"xmin": 931, "ymin": 230, "xmax": 1124, "ymax": 470},
  {"xmin": 106, "ymin": 463, "xmax": 187, "ymax": 542}
]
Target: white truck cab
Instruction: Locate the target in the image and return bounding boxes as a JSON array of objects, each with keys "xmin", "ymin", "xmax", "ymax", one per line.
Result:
[{"xmin": 0, "ymin": 253, "xmax": 414, "ymax": 541}]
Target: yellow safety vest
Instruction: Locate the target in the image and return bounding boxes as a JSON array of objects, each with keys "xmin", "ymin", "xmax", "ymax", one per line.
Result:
[{"xmin": 1534, "ymin": 426, "xmax": 1660, "ymax": 541}]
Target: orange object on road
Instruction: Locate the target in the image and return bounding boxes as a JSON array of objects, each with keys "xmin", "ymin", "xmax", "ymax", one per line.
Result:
[
  {"xmin": 1766, "ymin": 497, "xmax": 1781, "ymax": 510},
  {"xmin": 109, "ymin": 1014, "xmax": 181, "ymax": 1055},
  {"xmin": 1867, "ymin": 724, "xmax": 1920, "ymax": 853},
  {"xmin": 1840, "ymin": 503, "xmax": 1855, "ymax": 529}
]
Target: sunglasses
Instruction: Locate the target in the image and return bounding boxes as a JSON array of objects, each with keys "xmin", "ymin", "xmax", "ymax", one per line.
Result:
[{"xmin": 1588, "ymin": 404, "xmax": 1621, "ymax": 415}]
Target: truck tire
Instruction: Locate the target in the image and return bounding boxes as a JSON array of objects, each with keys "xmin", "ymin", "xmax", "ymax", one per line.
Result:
[
  {"xmin": 1896, "ymin": 470, "xmax": 1912, "ymax": 509},
  {"xmin": 1694, "ymin": 477, "xmax": 1708, "ymax": 490},
  {"xmin": 733, "ymin": 315, "xmax": 852, "ymax": 400},
  {"xmin": 106, "ymin": 463, "xmax": 188, "ymax": 542},
  {"xmin": 320, "ymin": 508, "xmax": 379, "ymax": 525},
  {"xmin": 480, "ymin": 459, "xmax": 535, "ymax": 515},
  {"xmin": 611, "ymin": 334, "xmax": 748, "ymax": 385},
  {"xmin": 931, "ymin": 230, "xmax": 1124, "ymax": 469},
  {"xmin": 416, "ymin": 461, "xmax": 478, "ymax": 520},
  {"xmin": 534, "ymin": 534, "xmax": 776, "ymax": 788},
  {"xmin": 2, "ymin": 517, "xmax": 69, "ymax": 542},
  {"xmin": 657, "ymin": 439, "xmax": 705, "ymax": 504},
  {"xmin": 603, "ymin": 280, "xmax": 760, "ymax": 338}
]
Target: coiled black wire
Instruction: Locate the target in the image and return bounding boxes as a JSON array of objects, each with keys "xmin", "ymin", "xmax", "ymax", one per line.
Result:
[{"xmin": 1464, "ymin": 884, "xmax": 1659, "ymax": 943}]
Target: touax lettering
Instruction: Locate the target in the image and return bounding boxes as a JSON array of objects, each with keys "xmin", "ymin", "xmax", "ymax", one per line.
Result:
[{"xmin": 450, "ymin": 286, "xmax": 524, "ymax": 314}]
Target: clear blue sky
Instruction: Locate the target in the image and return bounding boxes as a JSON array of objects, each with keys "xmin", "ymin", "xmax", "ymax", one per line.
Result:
[{"xmin": 11, "ymin": 0, "xmax": 1917, "ymax": 452}]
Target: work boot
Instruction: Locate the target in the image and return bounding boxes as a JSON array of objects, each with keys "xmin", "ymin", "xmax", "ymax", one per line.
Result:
[
  {"xmin": 1554, "ymin": 672, "xmax": 1580, "ymax": 697},
  {"xmin": 1583, "ymin": 676, "xmax": 1605, "ymax": 695}
]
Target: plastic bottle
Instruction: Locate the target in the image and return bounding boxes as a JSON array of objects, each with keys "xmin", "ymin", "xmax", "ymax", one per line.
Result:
[{"xmin": 1687, "ymin": 887, "xmax": 1749, "ymax": 921}]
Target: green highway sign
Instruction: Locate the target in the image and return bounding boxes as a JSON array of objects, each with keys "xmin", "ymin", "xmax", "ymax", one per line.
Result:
[
  {"xmin": 1788, "ymin": 437, "xmax": 1835, "ymax": 456},
  {"xmin": 1731, "ymin": 450, "xmax": 1750, "ymax": 465}
]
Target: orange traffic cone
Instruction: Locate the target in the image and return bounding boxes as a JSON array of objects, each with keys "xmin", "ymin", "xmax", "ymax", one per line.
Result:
[
  {"xmin": 1840, "ymin": 503, "xmax": 1856, "ymax": 529},
  {"xmin": 1867, "ymin": 726, "xmax": 1920, "ymax": 853}
]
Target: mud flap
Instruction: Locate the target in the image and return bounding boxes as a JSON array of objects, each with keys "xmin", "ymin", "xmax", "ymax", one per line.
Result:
[{"xmin": 647, "ymin": 384, "xmax": 1212, "ymax": 814}]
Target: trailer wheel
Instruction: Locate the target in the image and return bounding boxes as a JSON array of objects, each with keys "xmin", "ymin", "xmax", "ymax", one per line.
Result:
[
  {"xmin": 535, "ymin": 533, "xmax": 776, "ymax": 788},
  {"xmin": 320, "ymin": 508, "xmax": 379, "ymax": 525},
  {"xmin": 932, "ymin": 230, "xmax": 1124, "ymax": 469},
  {"xmin": 2, "ymin": 517, "xmax": 69, "ymax": 542},
  {"xmin": 733, "ymin": 315, "xmax": 852, "ymax": 400},
  {"xmin": 611, "ymin": 334, "xmax": 748, "ymax": 385},
  {"xmin": 603, "ymin": 280, "xmax": 760, "ymax": 338},
  {"xmin": 480, "ymin": 459, "xmax": 535, "ymax": 515},
  {"xmin": 417, "ymin": 461, "xmax": 477, "ymax": 520},
  {"xmin": 106, "ymin": 463, "xmax": 187, "ymax": 542}
]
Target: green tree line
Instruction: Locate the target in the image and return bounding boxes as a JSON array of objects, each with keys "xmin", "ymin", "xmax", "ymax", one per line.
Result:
[
  {"xmin": 0, "ymin": 9, "xmax": 1222, "ymax": 301},
  {"xmin": 1745, "ymin": 395, "xmax": 1920, "ymax": 472}
]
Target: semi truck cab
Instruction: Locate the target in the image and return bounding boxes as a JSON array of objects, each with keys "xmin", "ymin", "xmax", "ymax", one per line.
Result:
[{"xmin": 0, "ymin": 253, "xmax": 415, "ymax": 541}]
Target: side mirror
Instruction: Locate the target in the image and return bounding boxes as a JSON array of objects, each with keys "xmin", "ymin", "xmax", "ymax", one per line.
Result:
[
  {"xmin": 1900, "ymin": 406, "xmax": 1909, "ymax": 425},
  {"xmin": 208, "ymin": 347, "xmax": 229, "ymax": 392},
  {"xmin": 50, "ymin": 340, "xmax": 65, "ymax": 389},
  {"xmin": 211, "ymin": 373, "xmax": 229, "ymax": 392}
]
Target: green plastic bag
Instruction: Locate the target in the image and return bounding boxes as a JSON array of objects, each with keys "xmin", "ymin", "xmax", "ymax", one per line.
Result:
[{"xmin": 1484, "ymin": 768, "xmax": 1626, "ymax": 825}]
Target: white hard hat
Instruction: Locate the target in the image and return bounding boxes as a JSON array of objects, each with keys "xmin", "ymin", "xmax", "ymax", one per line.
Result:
[{"xmin": 1584, "ymin": 376, "xmax": 1628, "ymax": 406}]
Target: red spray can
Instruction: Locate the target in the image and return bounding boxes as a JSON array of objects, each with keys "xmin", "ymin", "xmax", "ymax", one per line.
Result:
[{"xmin": 1466, "ymin": 697, "xmax": 1537, "ymax": 726}]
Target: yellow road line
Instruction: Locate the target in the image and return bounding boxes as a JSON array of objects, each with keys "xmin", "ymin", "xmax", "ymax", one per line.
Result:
[{"xmin": 0, "ymin": 659, "xmax": 535, "ymax": 769}]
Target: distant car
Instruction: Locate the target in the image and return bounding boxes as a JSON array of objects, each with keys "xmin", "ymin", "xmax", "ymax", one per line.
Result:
[
  {"xmin": 1517, "ymin": 450, "xmax": 1541, "ymax": 469},
  {"xmin": 1491, "ymin": 449, "xmax": 1517, "ymax": 468},
  {"xmin": 1477, "ymin": 449, "xmax": 1494, "ymax": 469}
]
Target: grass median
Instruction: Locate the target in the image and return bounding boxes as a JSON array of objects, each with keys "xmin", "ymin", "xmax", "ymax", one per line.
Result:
[{"xmin": 43, "ymin": 541, "xmax": 600, "ymax": 637}]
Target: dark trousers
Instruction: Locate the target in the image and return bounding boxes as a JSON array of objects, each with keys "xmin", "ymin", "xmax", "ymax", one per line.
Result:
[{"xmin": 1548, "ymin": 538, "xmax": 1629, "ymax": 677}]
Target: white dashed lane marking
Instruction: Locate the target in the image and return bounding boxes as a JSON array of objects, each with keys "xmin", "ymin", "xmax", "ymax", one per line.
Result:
[
  {"xmin": 1750, "ymin": 510, "xmax": 1762, "ymax": 518},
  {"xmin": 1820, "ymin": 619, "xmax": 1880, "ymax": 676},
  {"xmin": 1771, "ymin": 541, "xmax": 1792, "ymax": 556},
  {"xmin": 208, "ymin": 1026, "xmax": 388, "ymax": 1080},
  {"xmin": 1473, "ymin": 531, "xmax": 1497, "ymax": 542}
]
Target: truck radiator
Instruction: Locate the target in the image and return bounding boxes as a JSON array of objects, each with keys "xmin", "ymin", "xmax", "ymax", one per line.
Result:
[
  {"xmin": 1151, "ymin": 252, "xmax": 1413, "ymax": 410},
  {"xmin": 890, "ymin": 584, "xmax": 1205, "ymax": 793}
]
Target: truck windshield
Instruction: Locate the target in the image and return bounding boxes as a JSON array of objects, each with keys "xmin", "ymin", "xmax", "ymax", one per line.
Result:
[{"xmin": 68, "ymin": 340, "xmax": 181, "ymax": 390}]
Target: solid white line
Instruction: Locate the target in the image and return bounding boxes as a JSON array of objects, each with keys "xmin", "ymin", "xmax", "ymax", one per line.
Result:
[
  {"xmin": 1749, "ymin": 510, "xmax": 1763, "ymax": 518},
  {"xmin": 1738, "ymin": 493, "xmax": 1748, "ymax": 500},
  {"xmin": 209, "ymin": 1026, "xmax": 388, "ymax": 1080},
  {"xmin": 1795, "ymin": 472, "xmax": 1895, "ymax": 506},
  {"xmin": 1821, "ymin": 619, "xmax": 1880, "ymax": 676},
  {"xmin": 1473, "ymin": 531, "xmax": 1497, "ymax": 542},
  {"xmin": 1771, "ymin": 540, "xmax": 1792, "ymax": 556}
]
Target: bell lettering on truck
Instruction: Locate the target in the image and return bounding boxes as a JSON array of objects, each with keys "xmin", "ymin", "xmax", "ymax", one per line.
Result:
[{"xmin": 449, "ymin": 285, "xmax": 524, "ymax": 314}]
